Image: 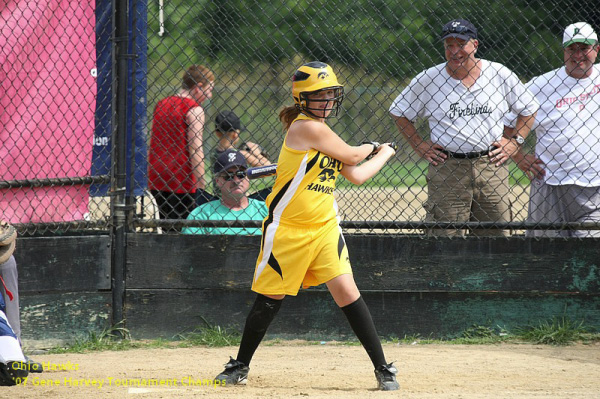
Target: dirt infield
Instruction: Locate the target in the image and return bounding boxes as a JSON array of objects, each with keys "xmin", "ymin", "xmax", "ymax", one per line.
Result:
[{"xmin": 15, "ymin": 342, "xmax": 600, "ymax": 398}]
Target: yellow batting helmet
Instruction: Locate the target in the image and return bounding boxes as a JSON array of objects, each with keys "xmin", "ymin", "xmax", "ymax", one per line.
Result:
[{"xmin": 292, "ymin": 61, "xmax": 344, "ymax": 118}]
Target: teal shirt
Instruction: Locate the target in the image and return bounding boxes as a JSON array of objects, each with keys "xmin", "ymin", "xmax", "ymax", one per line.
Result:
[{"xmin": 182, "ymin": 198, "xmax": 268, "ymax": 235}]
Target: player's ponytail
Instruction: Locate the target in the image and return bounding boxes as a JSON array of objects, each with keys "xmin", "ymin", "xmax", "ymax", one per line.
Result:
[{"xmin": 279, "ymin": 105, "xmax": 300, "ymax": 130}]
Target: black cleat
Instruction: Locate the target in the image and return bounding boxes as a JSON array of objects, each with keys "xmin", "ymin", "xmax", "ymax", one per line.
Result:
[
  {"xmin": 374, "ymin": 363, "xmax": 400, "ymax": 391},
  {"xmin": 215, "ymin": 357, "xmax": 249, "ymax": 386},
  {"xmin": 0, "ymin": 361, "xmax": 29, "ymax": 386},
  {"xmin": 25, "ymin": 356, "xmax": 44, "ymax": 373}
]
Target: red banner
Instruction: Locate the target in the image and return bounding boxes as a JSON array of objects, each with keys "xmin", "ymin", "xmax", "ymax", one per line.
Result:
[{"xmin": 0, "ymin": 0, "xmax": 96, "ymax": 223}]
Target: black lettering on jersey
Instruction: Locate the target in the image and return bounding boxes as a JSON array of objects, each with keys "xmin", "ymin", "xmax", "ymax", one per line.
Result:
[
  {"xmin": 446, "ymin": 102, "xmax": 492, "ymax": 120},
  {"xmin": 319, "ymin": 156, "xmax": 343, "ymax": 172},
  {"xmin": 306, "ymin": 183, "xmax": 335, "ymax": 195},
  {"xmin": 317, "ymin": 168, "xmax": 336, "ymax": 182}
]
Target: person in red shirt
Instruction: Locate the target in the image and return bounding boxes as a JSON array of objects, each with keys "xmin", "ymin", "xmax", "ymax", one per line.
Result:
[{"xmin": 148, "ymin": 65, "xmax": 216, "ymax": 230}]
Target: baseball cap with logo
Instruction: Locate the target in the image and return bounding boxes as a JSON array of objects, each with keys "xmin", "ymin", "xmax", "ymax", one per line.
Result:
[
  {"xmin": 563, "ymin": 22, "xmax": 598, "ymax": 47},
  {"xmin": 440, "ymin": 19, "xmax": 478, "ymax": 41},
  {"xmin": 213, "ymin": 149, "xmax": 248, "ymax": 174},
  {"xmin": 215, "ymin": 110, "xmax": 244, "ymax": 132}
]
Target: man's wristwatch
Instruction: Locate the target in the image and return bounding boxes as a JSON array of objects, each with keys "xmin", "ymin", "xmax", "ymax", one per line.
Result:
[{"xmin": 512, "ymin": 135, "xmax": 525, "ymax": 145}]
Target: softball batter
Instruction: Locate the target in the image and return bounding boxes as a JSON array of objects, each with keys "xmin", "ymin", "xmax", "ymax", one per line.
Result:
[{"xmin": 215, "ymin": 61, "xmax": 399, "ymax": 391}]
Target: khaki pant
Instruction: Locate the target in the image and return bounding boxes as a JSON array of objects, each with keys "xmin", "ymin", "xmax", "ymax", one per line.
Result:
[{"xmin": 424, "ymin": 157, "xmax": 509, "ymax": 237}]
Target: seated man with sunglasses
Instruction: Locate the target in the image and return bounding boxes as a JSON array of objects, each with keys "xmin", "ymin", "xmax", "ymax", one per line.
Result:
[{"xmin": 183, "ymin": 150, "xmax": 268, "ymax": 235}]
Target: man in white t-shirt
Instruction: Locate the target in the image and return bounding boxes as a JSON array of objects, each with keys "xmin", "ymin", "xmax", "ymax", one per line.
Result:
[
  {"xmin": 389, "ymin": 19, "xmax": 538, "ymax": 236},
  {"xmin": 505, "ymin": 22, "xmax": 600, "ymax": 237}
]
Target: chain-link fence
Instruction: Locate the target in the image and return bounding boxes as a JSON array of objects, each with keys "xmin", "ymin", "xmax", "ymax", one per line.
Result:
[{"xmin": 1, "ymin": 1, "xmax": 599, "ymax": 237}]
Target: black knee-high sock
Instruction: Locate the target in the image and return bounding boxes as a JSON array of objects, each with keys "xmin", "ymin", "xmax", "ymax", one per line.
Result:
[
  {"xmin": 236, "ymin": 294, "xmax": 283, "ymax": 366},
  {"xmin": 341, "ymin": 296, "xmax": 387, "ymax": 368}
]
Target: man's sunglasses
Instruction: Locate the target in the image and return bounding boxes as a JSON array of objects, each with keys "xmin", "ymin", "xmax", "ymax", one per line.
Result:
[{"xmin": 219, "ymin": 170, "xmax": 247, "ymax": 181}]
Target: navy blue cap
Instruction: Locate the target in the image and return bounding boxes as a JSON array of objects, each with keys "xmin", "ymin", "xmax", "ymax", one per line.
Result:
[
  {"xmin": 441, "ymin": 19, "xmax": 478, "ymax": 41},
  {"xmin": 213, "ymin": 149, "xmax": 247, "ymax": 174}
]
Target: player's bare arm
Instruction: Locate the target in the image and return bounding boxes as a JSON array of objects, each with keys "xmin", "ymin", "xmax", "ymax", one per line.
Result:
[
  {"xmin": 341, "ymin": 144, "xmax": 396, "ymax": 185},
  {"xmin": 285, "ymin": 119, "xmax": 373, "ymax": 165},
  {"xmin": 187, "ymin": 105, "xmax": 206, "ymax": 190}
]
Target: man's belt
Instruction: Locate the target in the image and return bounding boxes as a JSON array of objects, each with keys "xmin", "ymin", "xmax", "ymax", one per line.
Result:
[{"xmin": 440, "ymin": 149, "xmax": 490, "ymax": 159}]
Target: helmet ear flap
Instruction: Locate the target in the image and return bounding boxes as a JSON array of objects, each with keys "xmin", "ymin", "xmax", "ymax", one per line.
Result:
[
  {"xmin": 293, "ymin": 95, "xmax": 306, "ymax": 112},
  {"xmin": 298, "ymin": 94, "xmax": 307, "ymax": 109}
]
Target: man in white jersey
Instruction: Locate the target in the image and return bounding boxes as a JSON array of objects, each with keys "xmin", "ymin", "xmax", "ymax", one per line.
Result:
[
  {"xmin": 389, "ymin": 19, "xmax": 538, "ymax": 237},
  {"xmin": 505, "ymin": 22, "xmax": 600, "ymax": 237}
]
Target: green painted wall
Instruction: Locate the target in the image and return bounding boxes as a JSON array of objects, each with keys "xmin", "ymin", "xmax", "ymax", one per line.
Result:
[{"xmin": 15, "ymin": 235, "xmax": 600, "ymax": 345}]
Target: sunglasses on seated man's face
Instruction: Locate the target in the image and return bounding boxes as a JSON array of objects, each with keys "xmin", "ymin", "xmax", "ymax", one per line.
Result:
[{"xmin": 219, "ymin": 170, "xmax": 247, "ymax": 181}]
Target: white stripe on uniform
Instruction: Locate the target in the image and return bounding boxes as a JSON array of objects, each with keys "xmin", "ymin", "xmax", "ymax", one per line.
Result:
[{"xmin": 254, "ymin": 154, "xmax": 310, "ymax": 283}]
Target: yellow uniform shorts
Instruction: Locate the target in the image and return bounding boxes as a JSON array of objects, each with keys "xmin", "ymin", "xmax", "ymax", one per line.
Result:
[{"xmin": 252, "ymin": 218, "xmax": 352, "ymax": 296}]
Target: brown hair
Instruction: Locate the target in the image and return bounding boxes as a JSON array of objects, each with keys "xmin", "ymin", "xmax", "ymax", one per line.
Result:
[
  {"xmin": 279, "ymin": 105, "xmax": 301, "ymax": 130},
  {"xmin": 182, "ymin": 65, "xmax": 215, "ymax": 90}
]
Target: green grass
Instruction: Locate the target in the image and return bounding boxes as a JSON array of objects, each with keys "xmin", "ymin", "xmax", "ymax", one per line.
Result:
[
  {"xmin": 448, "ymin": 324, "xmax": 512, "ymax": 345},
  {"xmin": 383, "ymin": 325, "xmax": 511, "ymax": 346},
  {"xmin": 48, "ymin": 323, "xmax": 141, "ymax": 354},
  {"xmin": 515, "ymin": 317, "xmax": 590, "ymax": 345},
  {"xmin": 384, "ymin": 320, "xmax": 599, "ymax": 346},
  {"xmin": 45, "ymin": 318, "xmax": 599, "ymax": 354},
  {"xmin": 47, "ymin": 319, "xmax": 240, "ymax": 354},
  {"xmin": 177, "ymin": 325, "xmax": 241, "ymax": 348}
]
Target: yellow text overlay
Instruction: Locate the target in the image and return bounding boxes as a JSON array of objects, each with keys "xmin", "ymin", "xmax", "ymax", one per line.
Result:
[{"xmin": 17, "ymin": 376, "xmax": 226, "ymax": 388}]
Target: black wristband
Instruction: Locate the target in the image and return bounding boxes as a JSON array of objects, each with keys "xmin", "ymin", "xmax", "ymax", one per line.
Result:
[{"xmin": 361, "ymin": 141, "xmax": 380, "ymax": 153}]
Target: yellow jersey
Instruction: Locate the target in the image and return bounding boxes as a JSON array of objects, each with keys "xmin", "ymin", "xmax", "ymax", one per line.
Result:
[{"xmin": 265, "ymin": 114, "xmax": 342, "ymax": 226}]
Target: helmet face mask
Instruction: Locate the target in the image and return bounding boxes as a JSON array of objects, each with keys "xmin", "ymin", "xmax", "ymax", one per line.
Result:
[
  {"xmin": 292, "ymin": 62, "xmax": 344, "ymax": 119},
  {"xmin": 298, "ymin": 87, "xmax": 345, "ymax": 118}
]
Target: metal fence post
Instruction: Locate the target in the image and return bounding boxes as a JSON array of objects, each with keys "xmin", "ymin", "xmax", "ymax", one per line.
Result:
[{"xmin": 111, "ymin": 0, "xmax": 133, "ymax": 334}]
